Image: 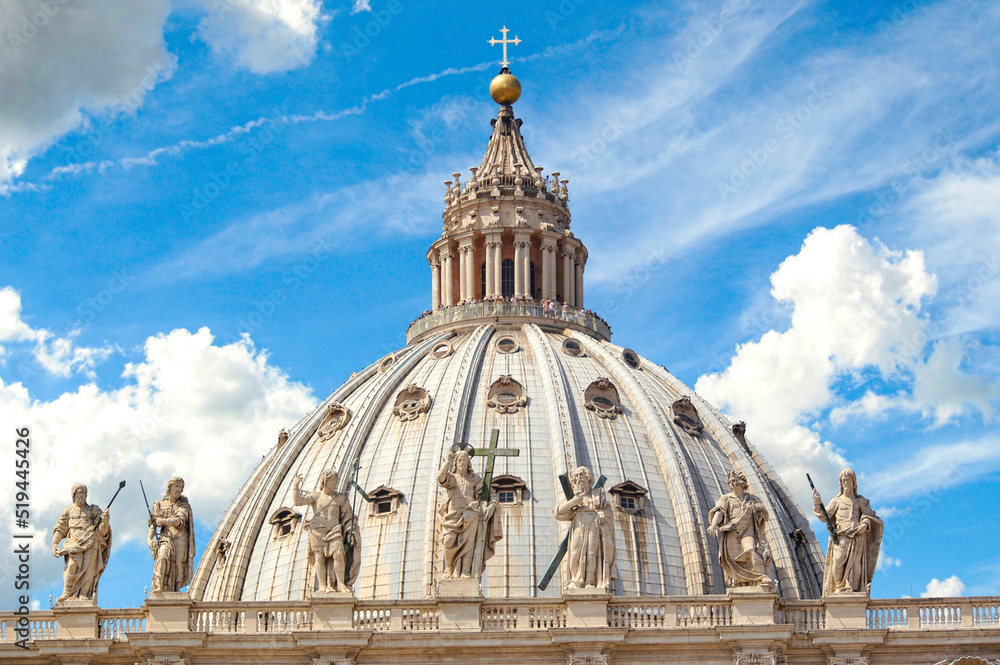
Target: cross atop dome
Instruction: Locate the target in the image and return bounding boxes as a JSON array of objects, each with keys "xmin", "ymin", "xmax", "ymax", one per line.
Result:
[{"xmin": 488, "ymin": 25, "xmax": 521, "ymax": 69}]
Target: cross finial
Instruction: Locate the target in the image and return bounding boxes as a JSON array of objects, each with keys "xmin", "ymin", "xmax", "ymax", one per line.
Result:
[{"xmin": 488, "ymin": 25, "xmax": 521, "ymax": 69}]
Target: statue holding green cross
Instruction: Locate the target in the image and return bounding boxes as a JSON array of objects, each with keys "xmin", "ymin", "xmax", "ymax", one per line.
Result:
[{"xmin": 436, "ymin": 429, "xmax": 517, "ymax": 580}]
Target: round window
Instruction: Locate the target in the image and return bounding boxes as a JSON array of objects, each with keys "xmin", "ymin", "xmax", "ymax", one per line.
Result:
[
  {"xmin": 622, "ymin": 349, "xmax": 641, "ymax": 369},
  {"xmin": 495, "ymin": 335, "xmax": 519, "ymax": 354},
  {"xmin": 562, "ymin": 338, "xmax": 583, "ymax": 357},
  {"xmin": 430, "ymin": 341, "xmax": 453, "ymax": 359}
]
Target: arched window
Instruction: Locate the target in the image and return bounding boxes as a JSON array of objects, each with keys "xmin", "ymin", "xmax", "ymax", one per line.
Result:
[
  {"xmin": 501, "ymin": 259, "xmax": 514, "ymax": 297},
  {"xmin": 530, "ymin": 261, "xmax": 537, "ymax": 300},
  {"xmin": 481, "ymin": 262, "xmax": 486, "ymax": 298}
]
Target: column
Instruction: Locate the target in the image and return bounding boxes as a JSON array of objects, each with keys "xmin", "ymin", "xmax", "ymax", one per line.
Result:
[
  {"xmin": 458, "ymin": 246, "xmax": 468, "ymax": 302},
  {"xmin": 514, "ymin": 240, "xmax": 525, "ymax": 298},
  {"xmin": 540, "ymin": 242, "xmax": 555, "ymax": 300},
  {"xmin": 485, "ymin": 235, "xmax": 502, "ymax": 298},
  {"xmin": 522, "ymin": 240, "xmax": 532, "ymax": 300},
  {"xmin": 494, "ymin": 239, "xmax": 502, "ymax": 298},
  {"xmin": 440, "ymin": 248, "xmax": 454, "ymax": 306},
  {"xmin": 430, "ymin": 258, "xmax": 441, "ymax": 310},
  {"xmin": 562, "ymin": 247, "xmax": 575, "ymax": 305},
  {"xmin": 575, "ymin": 256, "xmax": 584, "ymax": 308}
]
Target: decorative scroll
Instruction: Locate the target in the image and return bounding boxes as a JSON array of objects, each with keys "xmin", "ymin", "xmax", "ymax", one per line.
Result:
[
  {"xmin": 486, "ymin": 375, "xmax": 527, "ymax": 413},
  {"xmin": 317, "ymin": 402, "xmax": 351, "ymax": 441},
  {"xmin": 671, "ymin": 396, "xmax": 703, "ymax": 436},
  {"xmin": 393, "ymin": 385, "xmax": 431, "ymax": 422},
  {"xmin": 583, "ymin": 378, "xmax": 623, "ymax": 420}
]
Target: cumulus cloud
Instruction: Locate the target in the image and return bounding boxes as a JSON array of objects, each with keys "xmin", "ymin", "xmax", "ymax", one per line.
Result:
[
  {"xmin": 0, "ymin": 326, "xmax": 316, "ymax": 606},
  {"xmin": 0, "ymin": 287, "xmax": 113, "ymax": 378},
  {"xmin": 196, "ymin": 0, "xmax": 324, "ymax": 74},
  {"xmin": 351, "ymin": 0, "xmax": 372, "ymax": 13},
  {"xmin": 696, "ymin": 225, "xmax": 951, "ymax": 504},
  {"xmin": 0, "ymin": 0, "xmax": 174, "ymax": 187},
  {"xmin": 921, "ymin": 575, "xmax": 965, "ymax": 597}
]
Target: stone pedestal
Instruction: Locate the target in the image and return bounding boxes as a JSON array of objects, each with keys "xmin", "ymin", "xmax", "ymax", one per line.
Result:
[
  {"xmin": 53, "ymin": 598, "xmax": 99, "ymax": 639},
  {"xmin": 564, "ymin": 588, "xmax": 611, "ymax": 628},
  {"xmin": 436, "ymin": 578, "xmax": 482, "ymax": 631},
  {"xmin": 824, "ymin": 592, "xmax": 869, "ymax": 630},
  {"xmin": 310, "ymin": 591, "xmax": 356, "ymax": 631},
  {"xmin": 146, "ymin": 591, "xmax": 192, "ymax": 632},
  {"xmin": 729, "ymin": 586, "xmax": 778, "ymax": 626}
]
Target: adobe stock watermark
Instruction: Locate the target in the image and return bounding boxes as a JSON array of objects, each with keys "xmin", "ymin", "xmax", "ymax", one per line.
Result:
[
  {"xmin": 716, "ymin": 84, "xmax": 831, "ymax": 201},
  {"xmin": 857, "ymin": 126, "xmax": 956, "ymax": 224},
  {"xmin": 4, "ymin": 0, "xmax": 72, "ymax": 54},
  {"xmin": 225, "ymin": 234, "xmax": 341, "ymax": 344},
  {"xmin": 672, "ymin": 0, "xmax": 752, "ymax": 73},
  {"xmin": 338, "ymin": 0, "xmax": 404, "ymax": 61},
  {"xmin": 572, "ymin": 116, "xmax": 629, "ymax": 170}
]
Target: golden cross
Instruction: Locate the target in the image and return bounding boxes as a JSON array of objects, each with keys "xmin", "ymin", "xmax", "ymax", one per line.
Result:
[{"xmin": 488, "ymin": 25, "xmax": 521, "ymax": 68}]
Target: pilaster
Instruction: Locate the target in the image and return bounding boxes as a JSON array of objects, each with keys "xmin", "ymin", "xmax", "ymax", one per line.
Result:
[
  {"xmin": 53, "ymin": 599, "xmax": 99, "ymax": 639},
  {"xmin": 145, "ymin": 592, "xmax": 193, "ymax": 632}
]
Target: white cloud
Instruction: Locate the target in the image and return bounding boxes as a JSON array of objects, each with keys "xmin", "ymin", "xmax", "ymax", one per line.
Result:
[
  {"xmin": 868, "ymin": 435, "xmax": 1000, "ymax": 502},
  {"xmin": 921, "ymin": 575, "xmax": 965, "ymax": 598},
  {"xmin": 695, "ymin": 225, "xmax": 940, "ymax": 505},
  {"xmin": 877, "ymin": 556, "xmax": 902, "ymax": 571},
  {"xmin": 0, "ymin": 0, "xmax": 174, "ymax": 187},
  {"xmin": 196, "ymin": 0, "xmax": 324, "ymax": 74},
  {"xmin": 0, "ymin": 287, "xmax": 113, "ymax": 378},
  {"xmin": 0, "ymin": 326, "xmax": 316, "ymax": 606},
  {"xmin": 351, "ymin": 0, "xmax": 372, "ymax": 13}
]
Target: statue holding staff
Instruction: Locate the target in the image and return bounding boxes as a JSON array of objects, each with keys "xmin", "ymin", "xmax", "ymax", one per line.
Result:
[
  {"xmin": 148, "ymin": 476, "xmax": 196, "ymax": 593},
  {"xmin": 812, "ymin": 468, "xmax": 883, "ymax": 595},
  {"xmin": 51, "ymin": 483, "xmax": 112, "ymax": 603}
]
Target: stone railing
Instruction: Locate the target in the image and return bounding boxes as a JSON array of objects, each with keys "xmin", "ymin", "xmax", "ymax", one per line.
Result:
[
  {"xmin": 867, "ymin": 597, "xmax": 1000, "ymax": 630},
  {"xmin": 5, "ymin": 595, "xmax": 1000, "ymax": 643},
  {"xmin": 189, "ymin": 603, "xmax": 313, "ymax": 633},
  {"xmin": 406, "ymin": 301, "xmax": 612, "ymax": 343}
]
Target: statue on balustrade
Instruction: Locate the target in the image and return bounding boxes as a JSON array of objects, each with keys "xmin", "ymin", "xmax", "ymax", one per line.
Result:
[
  {"xmin": 813, "ymin": 467, "xmax": 883, "ymax": 594},
  {"xmin": 708, "ymin": 470, "xmax": 773, "ymax": 589},
  {"xmin": 51, "ymin": 483, "xmax": 112, "ymax": 603},
  {"xmin": 294, "ymin": 469, "xmax": 360, "ymax": 594},
  {"xmin": 554, "ymin": 466, "xmax": 617, "ymax": 590},
  {"xmin": 148, "ymin": 476, "xmax": 196, "ymax": 593},
  {"xmin": 436, "ymin": 449, "xmax": 502, "ymax": 579}
]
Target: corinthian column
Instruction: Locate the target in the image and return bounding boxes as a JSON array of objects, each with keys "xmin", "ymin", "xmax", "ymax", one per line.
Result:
[
  {"xmin": 440, "ymin": 248, "xmax": 454, "ymax": 306},
  {"xmin": 430, "ymin": 257, "xmax": 441, "ymax": 310},
  {"xmin": 562, "ymin": 247, "xmax": 575, "ymax": 305},
  {"xmin": 514, "ymin": 240, "xmax": 525, "ymax": 298},
  {"xmin": 575, "ymin": 256, "xmax": 584, "ymax": 308}
]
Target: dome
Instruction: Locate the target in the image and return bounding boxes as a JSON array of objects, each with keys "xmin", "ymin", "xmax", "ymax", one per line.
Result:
[{"xmin": 190, "ymin": 76, "xmax": 826, "ymax": 604}]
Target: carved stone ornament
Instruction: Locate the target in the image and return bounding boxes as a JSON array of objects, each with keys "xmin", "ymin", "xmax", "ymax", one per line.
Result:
[
  {"xmin": 277, "ymin": 428, "xmax": 290, "ymax": 448},
  {"xmin": 735, "ymin": 652, "xmax": 778, "ymax": 665},
  {"xmin": 568, "ymin": 656, "xmax": 609, "ymax": 665},
  {"xmin": 732, "ymin": 420, "xmax": 747, "ymax": 446},
  {"xmin": 830, "ymin": 658, "xmax": 868, "ymax": 665},
  {"xmin": 671, "ymin": 396, "xmax": 704, "ymax": 436},
  {"xmin": 392, "ymin": 384, "xmax": 431, "ymax": 421},
  {"xmin": 317, "ymin": 402, "xmax": 351, "ymax": 441},
  {"xmin": 486, "ymin": 375, "xmax": 527, "ymax": 413},
  {"xmin": 583, "ymin": 378, "xmax": 624, "ymax": 419},
  {"xmin": 932, "ymin": 659, "xmax": 998, "ymax": 665}
]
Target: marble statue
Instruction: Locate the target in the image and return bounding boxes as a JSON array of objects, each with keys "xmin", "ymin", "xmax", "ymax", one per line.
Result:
[
  {"xmin": 708, "ymin": 470, "xmax": 773, "ymax": 588},
  {"xmin": 51, "ymin": 483, "xmax": 112, "ymax": 603},
  {"xmin": 813, "ymin": 468, "xmax": 883, "ymax": 594},
  {"xmin": 148, "ymin": 476, "xmax": 196, "ymax": 593},
  {"xmin": 293, "ymin": 469, "xmax": 359, "ymax": 593},
  {"xmin": 554, "ymin": 466, "xmax": 617, "ymax": 590},
  {"xmin": 436, "ymin": 449, "xmax": 502, "ymax": 579}
]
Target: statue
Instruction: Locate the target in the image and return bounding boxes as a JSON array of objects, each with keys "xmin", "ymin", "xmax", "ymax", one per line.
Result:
[
  {"xmin": 147, "ymin": 476, "xmax": 196, "ymax": 593},
  {"xmin": 436, "ymin": 449, "xmax": 502, "ymax": 579},
  {"xmin": 813, "ymin": 468, "xmax": 883, "ymax": 594},
  {"xmin": 51, "ymin": 483, "xmax": 112, "ymax": 603},
  {"xmin": 707, "ymin": 470, "xmax": 773, "ymax": 588},
  {"xmin": 554, "ymin": 466, "xmax": 617, "ymax": 590},
  {"xmin": 293, "ymin": 469, "xmax": 360, "ymax": 593}
]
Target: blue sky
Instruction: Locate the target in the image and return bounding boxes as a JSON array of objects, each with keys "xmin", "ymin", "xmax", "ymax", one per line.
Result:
[{"xmin": 1, "ymin": 0, "xmax": 998, "ymax": 609}]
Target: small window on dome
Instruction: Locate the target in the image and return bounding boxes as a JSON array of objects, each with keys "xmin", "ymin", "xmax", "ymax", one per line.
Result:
[
  {"xmin": 368, "ymin": 486, "xmax": 404, "ymax": 517},
  {"xmin": 491, "ymin": 475, "xmax": 527, "ymax": 507},
  {"xmin": 486, "ymin": 375, "xmax": 527, "ymax": 413},
  {"xmin": 495, "ymin": 335, "xmax": 519, "ymax": 354},
  {"xmin": 562, "ymin": 338, "xmax": 584, "ymax": 357},
  {"xmin": 268, "ymin": 508, "xmax": 301, "ymax": 541},
  {"xmin": 622, "ymin": 349, "xmax": 641, "ymax": 369},
  {"xmin": 609, "ymin": 481, "xmax": 648, "ymax": 515}
]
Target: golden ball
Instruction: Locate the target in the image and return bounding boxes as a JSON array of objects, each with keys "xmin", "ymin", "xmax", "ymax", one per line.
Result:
[{"xmin": 489, "ymin": 73, "xmax": 521, "ymax": 105}]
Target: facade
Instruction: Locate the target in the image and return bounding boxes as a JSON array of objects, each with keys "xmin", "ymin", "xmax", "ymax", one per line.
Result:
[{"xmin": 2, "ymin": 58, "xmax": 998, "ymax": 665}]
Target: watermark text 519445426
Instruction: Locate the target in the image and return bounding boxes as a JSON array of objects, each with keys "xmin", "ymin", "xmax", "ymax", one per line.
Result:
[{"xmin": 14, "ymin": 427, "xmax": 31, "ymax": 649}]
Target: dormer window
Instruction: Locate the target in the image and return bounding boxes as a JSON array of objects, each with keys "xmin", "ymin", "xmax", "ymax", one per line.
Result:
[
  {"xmin": 368, "ymin": 486, "xmax": 404, "ymax": 517},
  {"xmin": 268, "ymin": 508, "xmax": 301, "ymax": 540},
  {"xmin": 609, "ymin": 481, "xmax": 648, "ymax": 515},
  {"xmin": 490, "ymin": 475, "xmax": 527, "ymax": 506}
]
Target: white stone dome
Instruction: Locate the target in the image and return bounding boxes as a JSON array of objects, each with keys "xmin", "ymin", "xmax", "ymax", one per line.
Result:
[
  {"xmin": 191, "ymin": 324, "xmax": 825, "ymax": 602},
  {"xmin": 191, "ymin": 84, "xmax": 826, "ymax": 604}
]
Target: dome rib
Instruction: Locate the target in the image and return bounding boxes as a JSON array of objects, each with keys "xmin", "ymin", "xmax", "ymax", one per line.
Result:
[{"xmin": 571, "ymin": 333, "xmax": 710, "ymax": 595}]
